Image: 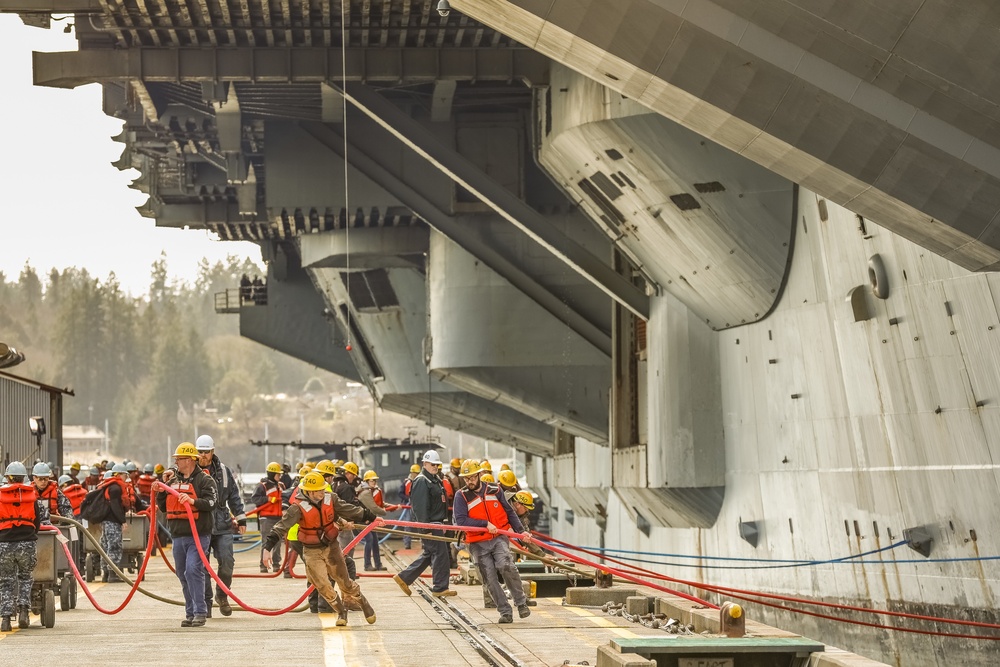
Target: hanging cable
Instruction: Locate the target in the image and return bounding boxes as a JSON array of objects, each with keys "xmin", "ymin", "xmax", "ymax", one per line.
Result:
[{"xmin": 341, "ymin": 0, "xmax": 353, "ymax": 353}]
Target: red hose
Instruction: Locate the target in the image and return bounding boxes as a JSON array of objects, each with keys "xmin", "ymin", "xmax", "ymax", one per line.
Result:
[
  {"xmin": 155, "ymin": 482, "xmax": 381, "ymax": 615},
  {"xmin": 531, "ymin": 530, "xmax": 1000, "ymax": 638},
  {"xmin": 45, "ymin": 517, "xmax": 158, "ymax": 615}
]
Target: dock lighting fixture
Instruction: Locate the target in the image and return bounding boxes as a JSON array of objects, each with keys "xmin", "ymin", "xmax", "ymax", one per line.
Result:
[
  {"xmin": 28, "ymin": 417, "xmax": 46, "ymax": 438},
  {"xmin": 437, "ymin": 0, "xmax": 451, "ymax": 17}
]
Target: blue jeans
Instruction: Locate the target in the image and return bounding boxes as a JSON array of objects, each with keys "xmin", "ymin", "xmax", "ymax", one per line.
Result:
[
  {"xmin": 363, "ymin": 532, "xmax": 382, "ymax": 569},
  {"xmin": 204, "ymin": 532, "xmax": 235, "ymax": 604},
  {"xmin": 173, "ymin": 535, "xmax": 211, "ymax": 618},
  {"xmin": 397, "ymin": 528, "xmax": 450, "ymax": 592}
]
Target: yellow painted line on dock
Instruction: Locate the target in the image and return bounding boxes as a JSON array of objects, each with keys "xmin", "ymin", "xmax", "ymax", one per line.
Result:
[{"xmin": 319, "ymin": 613, "xmax": 348, "ymax": 667}]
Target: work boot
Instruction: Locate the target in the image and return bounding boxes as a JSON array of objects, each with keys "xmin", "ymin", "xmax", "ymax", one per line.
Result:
[
  {"xmin": 191, "ymin": 615, "xmax": 207, "ymax": 627},
  {"xmin": 259, "ymin": 564, "xmax": 268, "ymax": 573},
  {"xmin": 309, "ymin": 589, "xmax": 319, "ymax": 613},
  {"xmin": 333, "ymin": 597, "xmax": 348, "ymax": 627},
  {"xmin": 393, "ymin": 574, "xmax": 412, "ymax": 596},
  {"xmin": 432, "ymin": 589, "xmax": 457, "ymax": 598},
  {"xmin": 17, "ymin": 608, "xmax": 29, "ymax": 629},
  {"xmin": 180, "ymin": 617, "xmax": 193, "ymax": 628},
  {"xmin": 360, "ymin": 595, "xmax": 376, "ymax": 624},
  {"xmin": 272, "ymin": 561, "xmax": 281, "ymax": 573},
  {"xmin": 283, "ymin": 569, "xmax": 293, "ymax": 579},
  {"xmin": 317, "ymin": 597, "xmax": 334, "ymax": 613},
  {"xmin": 1, "ymin": 617, "xmax": 11, "ymax": 632},
  {"xmin": 101, "ymin": 570, "xmax": 109, "ymax": 583},
  {"xmin": 107, "ymin": 572, "xmax": 122, "ymax": 584},
  {"xmin": 205, "ymin": 605, "xmax": 212, "ymax": 619},
  {"xmin": 498, "ymin": 614, "xmax": 513, "ymax": 624},
  {"xmin": 517, "ymin": 604, "xmax": 531, "ymax": 619},
  {"xmin": 485, "ymin": 599, "xmax": 497, "ymax": 609},
  {"xmin": 375, "ymin": 565, "xmax": 387, "ymax": 571},
  {"xmin": 216, "ymin": 592, "xmax": 232, "ymax": 617}
]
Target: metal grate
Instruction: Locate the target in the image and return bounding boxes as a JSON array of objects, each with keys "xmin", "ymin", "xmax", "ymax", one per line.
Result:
[{"xmin": 669, "ymin": 193, "xmax": 701, "ymax": 211}]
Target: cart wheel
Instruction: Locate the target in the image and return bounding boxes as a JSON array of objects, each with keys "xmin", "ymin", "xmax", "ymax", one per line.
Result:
[
  {"xmin": 60, "ymin": 578, "xmax": 72, "ymax": 611},
  {"xmin": 85, "ymin": 555, "xmax": 96, "ymax": 583},
  {"xmin": 70, "ymin": 578, "xmax": 78, "ymax": 609},
  {"xmin": 42, "ymin": 590, "xmax": 55, "ymax": 628}
]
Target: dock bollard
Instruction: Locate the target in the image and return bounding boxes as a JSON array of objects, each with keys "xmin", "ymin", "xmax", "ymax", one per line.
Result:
[
  {"xmin": 594, "ymin": 569, "xmax": 614, "ymax": 588},
  {"xmin": 720, "ymin": 601, "xmax": 745, "ymax": 637}
]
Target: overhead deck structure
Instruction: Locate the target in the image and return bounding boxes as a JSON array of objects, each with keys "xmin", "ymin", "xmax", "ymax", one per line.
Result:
[{"xmin": 5, "ymin": 2, "xmax": 1000, "ymax": 664}]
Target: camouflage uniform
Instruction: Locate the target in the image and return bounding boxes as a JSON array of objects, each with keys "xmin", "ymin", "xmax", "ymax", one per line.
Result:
[
  {"xmin": 35, "ymin": 490, "xmax": 73, "ymax": 526},
  {"xmin": 100, "ymin": 521, "xmax": 124, "ymax": 576},
  {"xmin": 0, "ymin": 542, "xmax": 37, "ymax": 617}
]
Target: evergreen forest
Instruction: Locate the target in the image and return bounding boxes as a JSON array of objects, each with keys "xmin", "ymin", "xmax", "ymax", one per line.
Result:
[{"xmin": 0, "ymin": 254, "xmax": 429, "ymax": 471}]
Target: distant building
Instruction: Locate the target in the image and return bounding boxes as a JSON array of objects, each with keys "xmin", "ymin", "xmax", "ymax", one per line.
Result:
[{"xmin": 63, "ymin": 425, "xmax": 112, "ymax": 465}]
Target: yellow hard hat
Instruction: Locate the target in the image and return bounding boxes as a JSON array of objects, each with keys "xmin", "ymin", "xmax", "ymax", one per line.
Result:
[
  {"xmin": 409, "ymin": 464, "xmax": 421, "ymax": 474},
  {"xmin": 299, "ymin": 465, "xmax": 314, "ymax": 475},
  {"xmin": 154, "ymin": 464, "xmax": 165, "ymax": 475},
  {"xmin": 343, "ymin": 462, "xmax": 360, "ymax": 476},
  {"xmin": 315, "ymin": 460, "xmax": 338, "ymax": 476},
  {"xmin": 498, "ymin": 470, "xmax": 517, "ymax": 487},
  {"xmin": 450, "ymin": 457, "xmax": 462, "ymax": 468},
  {"xmin": 363, "ymin": 470, "xmax": 379, "ymax": 481},
  {"xmin": 480, "ymin": 473, "xmax": 495, "ymax": 484},
  {"xmin": 266, "ymin": 462, "xmax": 283, "ymax": 474},
  {"xmin": 332, "ymin": 459, "xmax": 345, "ymax": 468},
  {"xmin": 500, "ymin": 463, "xmax": 511, "ymax": 471},
  {"xmin": 513, "ymin": 491, "xmax": 534, "ymax": 510},
  {"xmin": 174, "ymin": 442, "xmax": 199, "ymax": 459},
  {"xmin": 480, "ymin": 460, "xmax": 493, "ymax": 472},
  {"xmin": 299, "ymin": 471, "xmax": 326, "ymax": 492},
  {"xmin": 70, "ymin": 462, "xmax": 81, "ymax": 471},
  {"xmin": 459, "ymin": 459, "xmax": 482, "ymax": 477}
]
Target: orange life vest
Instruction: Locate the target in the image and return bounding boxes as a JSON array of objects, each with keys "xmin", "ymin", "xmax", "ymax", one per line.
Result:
[
  {"xmin": 372, "ymin": 487, "xmax": 384, "ymax": 508},
  {"xmin": 62, "ymin": 484, "xmax": 87, "ymax": 513},
  {"xmin": 137, "ymin": 474, "xmax": 156, "ymax": 499},
  {"xmin": 38, "ymin": 482, "xmax": 61, "ymax": 515},
  {"xmin": 0, "ymin": 483, "xmax": 38, "ymax": 530},
  {"xmin": 403, "ymin": 478, "xmax": 413, "ymax": 497},
  {"xmin": 463, "ymin": 484, "xmax": 511, "ymax": 543},
  {"xmin": 99, "ymin": 476, "xmax": 136, "ymax": 511},
  {"xmin": 289, "ymin": 487, "xmax": 302, "ymax": 505},
  {"xmin": 259, "ymin": 484, "xmax": 284, "ymax": 517},
  {"xmin": 165, "ymin": 479, "xmax": 200, "ymax": 520},
  {"xmin": 296, "ymin": 494, "xmax": 339, "ymax": 546}
]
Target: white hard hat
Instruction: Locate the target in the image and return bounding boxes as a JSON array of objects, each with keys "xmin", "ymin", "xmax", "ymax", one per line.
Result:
[
  {"xmin": 195, "ymin": 434, "xmax": 215, "ymax": 451},
  {"xmin": 422, "ymin": 450, "xmax": 443, "ymax": 465}
]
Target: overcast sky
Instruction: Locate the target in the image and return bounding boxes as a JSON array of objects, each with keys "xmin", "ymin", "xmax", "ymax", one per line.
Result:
[{"xmin": 0, "ymin": 15, "xmax": 260, "ymax": 296}]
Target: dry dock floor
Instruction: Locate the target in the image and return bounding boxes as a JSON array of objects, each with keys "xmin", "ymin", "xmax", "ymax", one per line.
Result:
[{"xmin": 0, "ymin": 538, "xmax": 664, "ymax": 666}]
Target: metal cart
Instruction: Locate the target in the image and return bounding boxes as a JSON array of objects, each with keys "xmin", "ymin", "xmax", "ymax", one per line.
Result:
[{"xmin": 82, "ymin": 514, "xmax": 150, "ymax": 582}]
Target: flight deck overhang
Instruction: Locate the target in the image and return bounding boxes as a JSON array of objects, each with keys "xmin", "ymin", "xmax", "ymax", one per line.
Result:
[
  {"xmin": 32, "ymin": 47, "xmax": 549, "ymax": 89},
  {"xmin": 450, "ymin": 0, "xmax": 1000, "ymax": 273}
]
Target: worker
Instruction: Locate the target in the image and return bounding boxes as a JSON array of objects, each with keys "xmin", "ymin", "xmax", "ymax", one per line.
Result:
[
  {"xmin": 480, "ymin": 473, "xmax": 495, "ymax": 484},
  {"xmin": 453, "ymin": 459, "xmax": 531, "ymax": 624},
  {"xmin": 261, "ymin": 472, "xmax": 378, "ymax": 626},
  {"xmin": 156, "ymin": 442, "xmax": 219, "ymax": 628},
  {"xmin": 396, "ymin": 463, "xmax": 421, "ymax": 549},
  {"xmin": 137, "ymin": 464, "xmax": 157, "ymax": 504},
  {"xmin": 84, "ymin": 466, "xmax": 102, "ymax": 492},
  {"xmin": 194, "ymin": 434, "xmax": 247, "ymax": 618},
  {"xmin": 0, "ymin": 462, "xmax": 40, "ymax": 632},
  {"xmin": 510, "ymin": 491, "xmax": 546, "ymax": 558},
  {"xmin": 393, "ymin": 450, "xmax": 455, "ymax": 599},
  {"xmin": 331, "ymin": 461, "xmax": 362, "ymax": 581},
  {"xmin": 125, "ymin": 461, "xmax": 141, "ymax": 487},
  {"xmin": 32, "ymin": 462, "xmax": 73, "ymax": 522},
  {"xmin": 58, "ymin": 475, "xmax": 87, "ymax": 517},
  {"xmin": 67, "ymin": 462, "xmax": 83, "ymax": 486},
  {"xmin": 497, "ymin": 470, "xmax": 521, "ymax": 500},
  {"xmin": 480, "ymin": 460, "xmax": 493, "ymax": 474},
  {"xmin": 97, "ymin": 462, "xmax": 142, "ymax": 583},
  {"xmin": 358, "ymin": 470, "xmax": 396, "ymax": 571},
  {"xmin": 250, "ymin": 462, "xmax": 286, "ymax": 573},
  {"xmin": 446, "ymin": 458, "xmax": 464, "ymax": 494}
]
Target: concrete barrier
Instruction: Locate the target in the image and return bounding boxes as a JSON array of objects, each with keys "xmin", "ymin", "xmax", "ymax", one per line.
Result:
[
  {"xmin": 565, "ymin": 586, "xmax": 638, "ymax": 606},
  {"xmin": 596, "ymin": 645, "xmax": 655, "ymax": 667}
]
